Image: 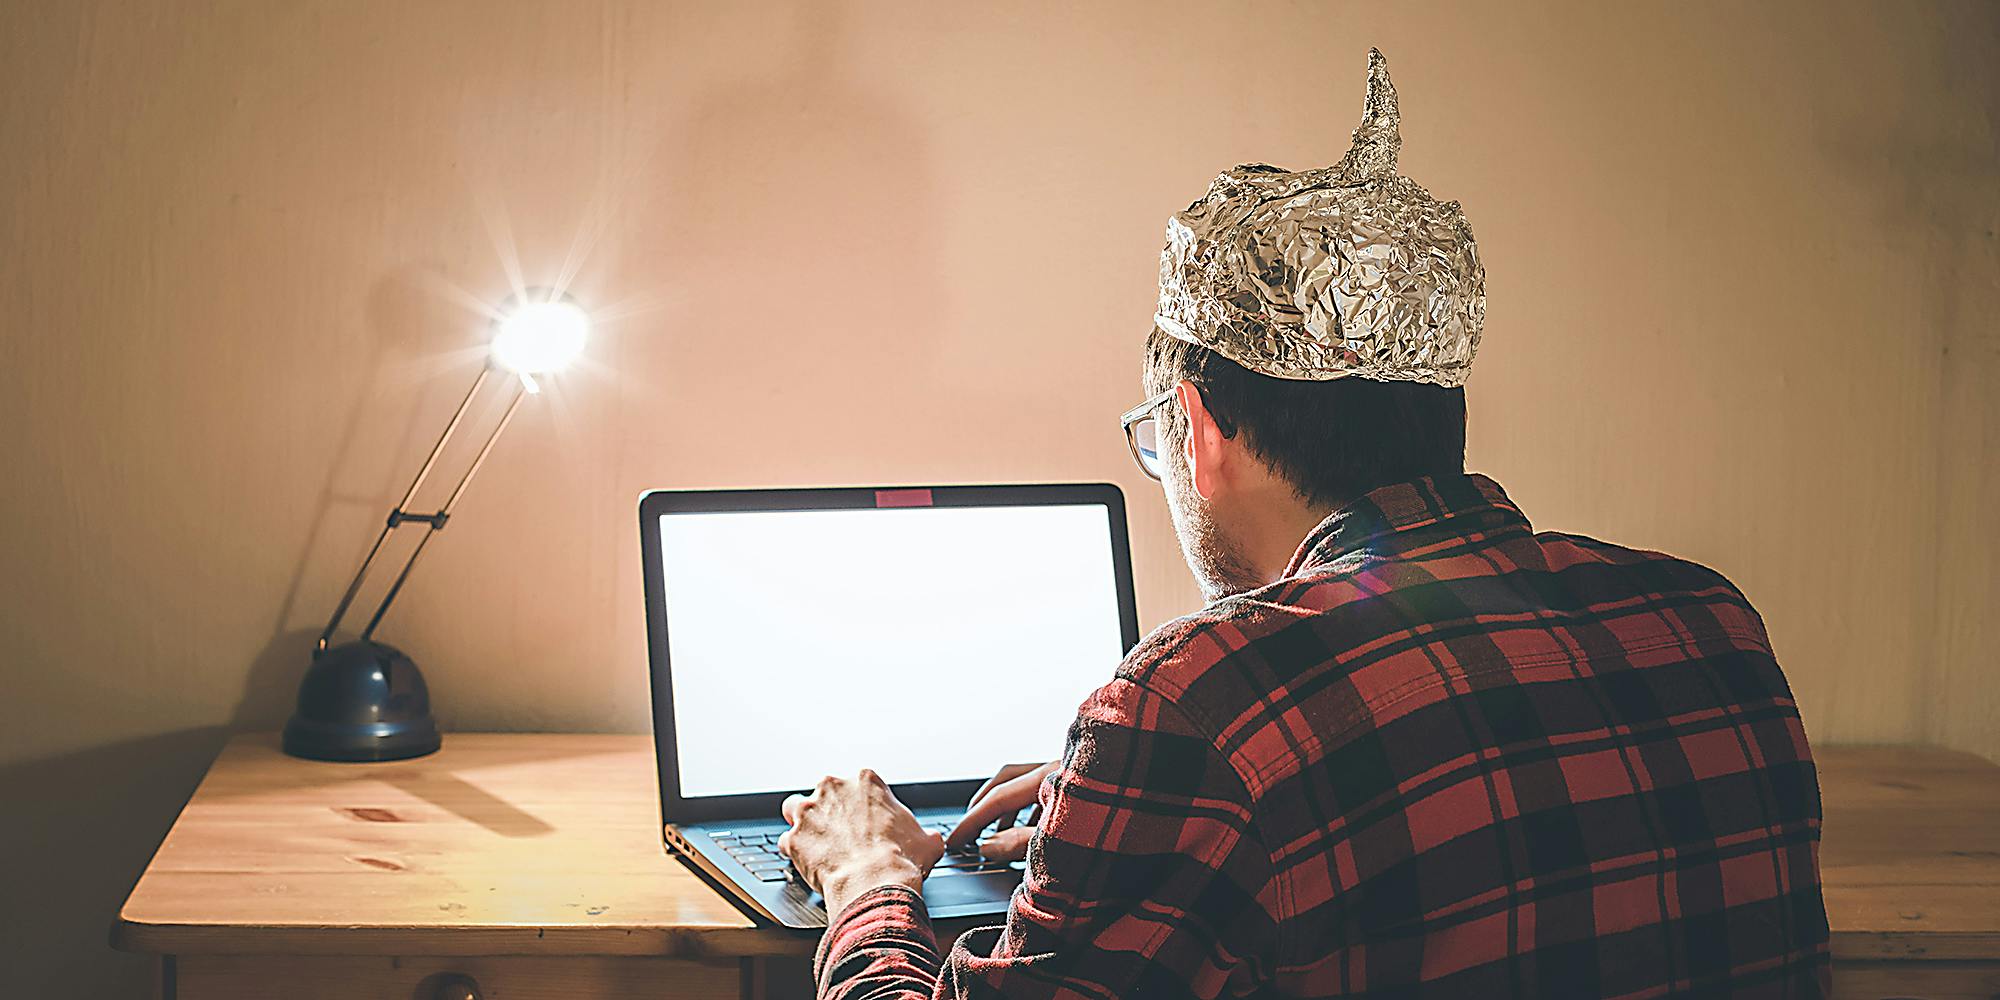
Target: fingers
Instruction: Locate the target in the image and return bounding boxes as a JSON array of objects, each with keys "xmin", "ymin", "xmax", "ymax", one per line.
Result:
[
  {"xmin": 947, "ymin": 765, "xmax": 1051, "ymax": 848},
  {"xmin": 989, "ymin": 765, "xmax": 1053, "ymax": 832},
  {"xmin": 978, "ymin": 825, "xmax": 1034, "ymax": 861},
  {"xmin": 781, "ymin": 792, "xmax": 809, "ymax": 827},
  {"xmin": 966, "ymin": 762, "xmax": 1043, "ymax": 810},
  {"xmin": 782, "ymin": 772, "xmax": 850, "ymax": 827},
  {"xmin": 777, "ymin": 768, "xmax": 951, "ymax": 898}
]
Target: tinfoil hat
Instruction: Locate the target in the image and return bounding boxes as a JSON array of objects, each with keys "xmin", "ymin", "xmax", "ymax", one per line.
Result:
[{"xmin": 1154, "ymin": 49, "xmax": 1484, "ymax": 386}]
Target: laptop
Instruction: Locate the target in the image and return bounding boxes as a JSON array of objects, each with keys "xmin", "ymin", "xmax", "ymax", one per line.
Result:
[{"xmin": 639, "ymin": 483, "xmax": 1141, "ymax": 929}]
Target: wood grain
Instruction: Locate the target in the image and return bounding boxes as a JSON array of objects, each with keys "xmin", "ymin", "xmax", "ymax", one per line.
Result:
[
  {"xmin": 1818, "ymin": 745, "xmax": 2000, "ymax": 961},
  {"xmin": 1831, "ymin": 961, "xmax": 2000, "ymax": 1000},
  {"xmin": 115, "ymin": 734, "xmax": 818, "ymax": 959},
  {"xmin": 116, "ymin": 735, "xmax": 2000, "ymax": 969}
]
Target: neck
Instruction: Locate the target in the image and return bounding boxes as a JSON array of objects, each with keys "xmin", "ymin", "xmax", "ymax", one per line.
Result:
[{"xmin": 1235, "ymin": 482, "xmax": 1339, "ymax": 586}]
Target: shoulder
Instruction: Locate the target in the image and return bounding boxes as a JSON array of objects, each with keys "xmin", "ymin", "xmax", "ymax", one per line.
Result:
[
  {"xmin": 1112, "ymin": 549, "xmax": 1405, "ymax": 694},
  {"xmin": 1536, "ymin": 530, "xmax": 1771, "ymax": 642},
  {"xmin": 1538, "ymin": 530, "xmax": 1754, "ymax": 596},
  {"xmin": 1104, "ymin": 576, "xmax": 1371, "ymax": 760},
  {"xmin": 1113, "ymin": 586, "xmax": 1316, "ymax": 702}
]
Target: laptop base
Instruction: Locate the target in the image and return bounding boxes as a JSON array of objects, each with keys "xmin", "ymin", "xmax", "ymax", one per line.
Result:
[{"xmin": 667, "ymin": 808, "xmax": 1024, "ymax": 930}]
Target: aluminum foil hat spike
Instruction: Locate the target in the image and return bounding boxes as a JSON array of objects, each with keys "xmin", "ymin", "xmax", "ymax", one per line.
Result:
[{"xmin": 1154, "ymin": 48, "xmax": 1485, "ymax": 386}]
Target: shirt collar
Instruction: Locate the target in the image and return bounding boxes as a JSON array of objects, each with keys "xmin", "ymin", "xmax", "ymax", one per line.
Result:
[{"xmin": 1283, "ymin": 473, "xmax": 1530, "ymax": 576}]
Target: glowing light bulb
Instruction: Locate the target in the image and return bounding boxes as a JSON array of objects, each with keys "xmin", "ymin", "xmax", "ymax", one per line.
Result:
[{"xmin": 490, "ymin": 296, "xmax": 589, "ymax": 376}]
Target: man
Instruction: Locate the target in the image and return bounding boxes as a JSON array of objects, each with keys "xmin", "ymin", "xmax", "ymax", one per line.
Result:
[{"xmin": 779, "ymin": 50, "xmax": 1830, "ymax": 998}]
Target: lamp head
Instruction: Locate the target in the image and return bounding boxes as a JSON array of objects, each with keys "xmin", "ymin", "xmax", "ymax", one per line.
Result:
[{"xmin": 490, "ymin": 291, "xmax": 589, "ymax": 376}]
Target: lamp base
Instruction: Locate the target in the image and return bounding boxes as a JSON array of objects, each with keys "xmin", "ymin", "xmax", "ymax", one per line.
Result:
[{"xmin": 282, "ymin": 640, "xmax": 442, "ymax": 762}]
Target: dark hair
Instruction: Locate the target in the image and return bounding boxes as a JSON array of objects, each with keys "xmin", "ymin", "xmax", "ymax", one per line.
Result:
[{"xmin": 1143, "ymin": 327, "xmax": 1467, "ymax": 508}]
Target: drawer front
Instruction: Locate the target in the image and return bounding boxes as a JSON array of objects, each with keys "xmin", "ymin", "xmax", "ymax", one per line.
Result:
[
  {"xmin": 1833, "ymin": 960, "xmax": 2000, "ymax": 1000},
  {"xmin": 174, "ymin": 955, "xmax": 742, "ymax": 1000}
]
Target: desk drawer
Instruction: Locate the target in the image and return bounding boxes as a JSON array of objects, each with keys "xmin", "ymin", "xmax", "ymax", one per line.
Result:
[
  {"xmin": 1833, "ymin": 960, "xmax": 2000, "ymax": 1000},
  {"xmin": 173, "ymin": 955, "xmax": 741, "ymax": 1000}
]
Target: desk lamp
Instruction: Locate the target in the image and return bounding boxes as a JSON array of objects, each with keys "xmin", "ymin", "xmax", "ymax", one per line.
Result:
[{"xmin": 282, "ymin": 291, "xmax": 590, "ymax": 762}]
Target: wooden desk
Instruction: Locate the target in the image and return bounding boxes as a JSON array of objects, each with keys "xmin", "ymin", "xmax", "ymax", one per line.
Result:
[{"xmin": 115, "ymin": 735, "xmax": 2000, "ymax": 999}]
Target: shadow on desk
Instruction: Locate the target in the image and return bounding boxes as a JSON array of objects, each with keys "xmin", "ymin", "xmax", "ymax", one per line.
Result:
[{"xmin": 211, "ymin": 626, "xmax": 604, "ymax": 838}]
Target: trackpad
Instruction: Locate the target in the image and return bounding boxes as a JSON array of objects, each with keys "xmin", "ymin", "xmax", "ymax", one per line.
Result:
[{"xmin": 922, "ymin": 870, "xmax": 1018, "ymax": 912}]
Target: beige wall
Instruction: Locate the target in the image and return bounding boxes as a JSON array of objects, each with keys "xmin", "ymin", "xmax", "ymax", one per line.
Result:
[{"xmin": 2, "ymin": 1, "xmax": 1995, "ymax": 995}]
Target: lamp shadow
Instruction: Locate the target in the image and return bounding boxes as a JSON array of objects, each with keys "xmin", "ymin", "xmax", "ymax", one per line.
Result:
[
  {"xmin": 221, "ymin": 259, "xmax": 589, "ymax": 840},
  {"xmin": 224, "ymin": 630, "xmax": 584, "ymax": 839},
  {"xmin": 2, "ymin": 270, "xmax": 568, "ymax": 996},
  {"xmin": 264, "ymin": 268, "xmax": 456, "ymax": 643},
  {"xmin": 382, "ymin": 769, "xmax": 555, "ymax": 839}
]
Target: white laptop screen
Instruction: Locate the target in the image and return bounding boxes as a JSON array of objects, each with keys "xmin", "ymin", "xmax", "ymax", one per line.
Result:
[{"xmin": 657, "ymin": 503, "xmax": 1128, "ymax": 799}]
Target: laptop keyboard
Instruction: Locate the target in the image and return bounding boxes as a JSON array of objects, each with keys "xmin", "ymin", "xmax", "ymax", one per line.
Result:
[{"xmin": 713, "ymin": 816, "xmax": 1028, "ymax": 883}]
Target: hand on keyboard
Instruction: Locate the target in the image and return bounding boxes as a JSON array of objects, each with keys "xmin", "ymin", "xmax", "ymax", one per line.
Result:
[
  {"xmin": 947, "ymin": 760, "xmax": 1058, "ymax": 860},
  {"xmin": 921, "ymin": 819, "xmax": 1026, "ymax": 874},
  {"xmin": 776, "ymin": 769, "xmax": 943, "ymax": 918}
]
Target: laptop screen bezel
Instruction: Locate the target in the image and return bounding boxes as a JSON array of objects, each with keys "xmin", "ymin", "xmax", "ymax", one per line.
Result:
[{"xmin": 638, "ymin": 482, "xmax": 1142, "ymax": 827}]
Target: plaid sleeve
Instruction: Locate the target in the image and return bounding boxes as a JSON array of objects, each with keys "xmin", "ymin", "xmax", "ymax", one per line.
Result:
[
  {"xmin": 814, "ymin": 884, "xmax": 945, "ymax": 998},
  {"xmin": 816, "ymin": 676, "xmax": 1275, "ymax": 1000}
]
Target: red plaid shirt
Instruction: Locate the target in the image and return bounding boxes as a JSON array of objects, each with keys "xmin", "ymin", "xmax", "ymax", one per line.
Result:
[{"xmin": 818, "ymin": 474, "xmax": 1830, "ymax": 998}]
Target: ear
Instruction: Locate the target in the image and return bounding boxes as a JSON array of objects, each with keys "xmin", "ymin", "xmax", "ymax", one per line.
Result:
[{"xmin": 1174, "ymin": 380, "xmax": 1231, "ymax": 500}]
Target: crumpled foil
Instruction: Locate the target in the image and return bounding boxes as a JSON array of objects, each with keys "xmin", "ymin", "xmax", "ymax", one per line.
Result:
[{"xmin": 1154, "ymin": 48, "xmax": 1485, "ymax": 386}]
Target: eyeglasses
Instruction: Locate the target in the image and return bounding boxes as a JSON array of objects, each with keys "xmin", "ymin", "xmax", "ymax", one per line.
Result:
[
  {"xmin": 1119, "ymin": 389, "xmax": 1175, "ymax": 481},
  {"xmin": 1121, "ymin": 384, "xmax": 1237, "ymax": 481}
]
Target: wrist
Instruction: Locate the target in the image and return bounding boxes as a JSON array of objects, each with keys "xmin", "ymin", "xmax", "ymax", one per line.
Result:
[{"xmin": 820, "ymin": 856, "xmax": 923, "ymax": 921}]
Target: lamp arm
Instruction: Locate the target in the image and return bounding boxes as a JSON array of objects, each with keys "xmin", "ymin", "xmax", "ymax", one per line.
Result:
[
  {"xmin": 316, "ymin": 366, "xmax": 510, "ymax": 652},
  {"xmin": 355, "ymin": 378, "xmax": 528, "ymax": 642}
]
